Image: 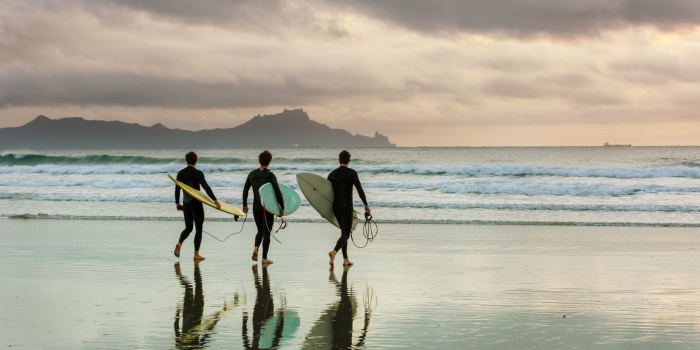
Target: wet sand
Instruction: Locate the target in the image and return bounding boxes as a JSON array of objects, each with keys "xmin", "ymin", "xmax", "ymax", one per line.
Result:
[{"xmin": 2, "ymin": 219, "xmax": 700, "ymax": 349}]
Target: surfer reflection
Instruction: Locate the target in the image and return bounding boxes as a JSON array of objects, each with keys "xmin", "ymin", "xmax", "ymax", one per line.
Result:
[
  {"xmin": 301, "ymin": 267, "xmax": 374, "ymax": 350},
  {"xmin": 242, "ymin": 265, "xmax": 286, "ymax": 350},
  {"xmin": 174, "ymin": 262, "xmax": 239, "ymax": 349}
]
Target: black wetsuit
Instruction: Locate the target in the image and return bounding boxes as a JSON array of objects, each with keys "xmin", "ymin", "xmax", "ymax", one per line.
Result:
[
  {"xmin": 175, "ymin": 166, "xmax": 217, "ymax": 252},
  {"xmin": 327, "ymin": 166, "xmax": 368, "ymax": 258},
  {"xmin": 243, "ymin": 169, "xmax": 284, "ymax": 260}
]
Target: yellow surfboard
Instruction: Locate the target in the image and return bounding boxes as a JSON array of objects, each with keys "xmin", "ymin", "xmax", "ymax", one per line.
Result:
[{"xmin": 168, "ymin": 174, "xmax": 245, "ymax": 217}]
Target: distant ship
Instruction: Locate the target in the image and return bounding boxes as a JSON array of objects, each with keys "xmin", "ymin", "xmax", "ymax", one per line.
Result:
[{"xmin": 604, "ymin": 142, "xmax": 631, "ymax": 147}]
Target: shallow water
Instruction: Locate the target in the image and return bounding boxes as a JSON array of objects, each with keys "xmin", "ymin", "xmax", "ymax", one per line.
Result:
[{"xmin": 3, "ymin": 219, "xmax": 700, "ymax": 349}]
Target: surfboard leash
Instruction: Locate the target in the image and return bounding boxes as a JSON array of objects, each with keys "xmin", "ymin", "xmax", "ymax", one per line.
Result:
[
  {"xmin": 263, "ymin": 205, "xmax": 283, "ymax": 244},
  {"xmin": 299, "ymin": 174, "xmax": 377, "ymax": 244},
  {"xmin": 351, "ymin": 212, "xmax": 378, "ymax": 248},
  {"xmin": 203, "ymin": 215, "xmax": 248, "ymax": 242}
]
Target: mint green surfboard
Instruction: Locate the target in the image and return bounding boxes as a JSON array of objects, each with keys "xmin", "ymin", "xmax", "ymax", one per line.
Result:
[{"xmin": 259, "ymin": 183, "xmax": 301, "ymax": 216}]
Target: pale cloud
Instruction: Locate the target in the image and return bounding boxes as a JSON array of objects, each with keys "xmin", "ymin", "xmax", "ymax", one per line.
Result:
[{"xmin": 1, "ymin": 0, "xmax": 700, "ymax": 146}]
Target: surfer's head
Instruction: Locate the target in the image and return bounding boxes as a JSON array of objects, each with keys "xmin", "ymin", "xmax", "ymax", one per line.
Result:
[
  {"xmin": 339, "ymin": 150, "xmax": 351, "ymax": 165},
  {"xmin": 259, "ymin": 150, "xmax": 272, "ymax": 166},
  {"xmin": 185, "ymin": 151, "xmax": 198, "ymax": 166}
]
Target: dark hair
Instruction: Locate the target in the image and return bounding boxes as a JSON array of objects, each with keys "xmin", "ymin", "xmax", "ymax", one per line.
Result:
[
  {"xmin": 185, "ymin": 151, "xmax": 197, "ymax": 165},
  {"xmin": 339, "ymin": 150, "xmax": 351, "ymax": 164},
  {"xmin": 259, "ymin": 150, "xmax": 272, "ymax": 166}
]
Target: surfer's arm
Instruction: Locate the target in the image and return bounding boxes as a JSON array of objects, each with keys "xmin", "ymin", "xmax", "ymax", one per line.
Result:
[
  {"xmin": 242, "ymin": 177, "xmax": 251, "ymax": 208},
  {"xmin": 353, "ymin": 171, "xmax": 368, "ymax": 206},
  {"xmin": 270, "ymin": 174, "xmax": 285, "ymax": 210},
  {"xmin": 175, "ymin": 184, "xmax": 180, "ymax": 204},
  {"xmin": 198, "ymin": 172, "xmax": 217, "ymax": 201},
  {"xmin": 198, "ymin": 172, "xmax": 221, "ymax": 209}
]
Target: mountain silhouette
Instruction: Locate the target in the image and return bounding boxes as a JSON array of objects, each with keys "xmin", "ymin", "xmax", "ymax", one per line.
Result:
[{"xmin": 0, "ymin": 109, "xmax": 396, "ymax": 149}]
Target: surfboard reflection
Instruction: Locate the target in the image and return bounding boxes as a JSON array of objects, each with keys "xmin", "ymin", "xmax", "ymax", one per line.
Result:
[
  {"xmin": 242, "ymin": 265, "xmax": 299, "ymax": 350},
  {"xmin": 173, "ymin": 262, "xmax": 241, "ymax": 349},
  {"xmin": 301, "ymin": 267, "xmax": 375, "ymax": 350}
]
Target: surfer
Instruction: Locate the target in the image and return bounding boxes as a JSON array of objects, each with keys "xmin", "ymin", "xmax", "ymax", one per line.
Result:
[
  {"xmin": 327, "ymin": 150, "xmax": 370, "ymax": 266},
  {"xmin": 174, "ymin": 151, "xmax": 221, "ymax": 261},
  {"xmin": 242, "ymin": 150, "xmax": 285, "ymax": 266}
]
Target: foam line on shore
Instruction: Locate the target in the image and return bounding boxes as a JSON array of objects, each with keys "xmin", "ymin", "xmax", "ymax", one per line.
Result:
[
  {"xmin": 4, "ymin": 178, "xmax": 700, "ymax": 197},
  {"xmin": 3, "ymin": 194, "xmax": 700, "ymax": 212},
  {"xmin": 5, "ymin": 213, "xmax": 700, "ymax": 227}
]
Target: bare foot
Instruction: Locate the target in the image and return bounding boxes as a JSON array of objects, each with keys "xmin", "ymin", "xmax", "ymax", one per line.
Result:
[
  {"xmin": 193, "ymin": 251, "xmax": 206, "ymax": 261},
  {"xmin": 252, "ymin": 248, "xmax": 258, "ymax": 262},
  {"xmin": 174, "ymin": 242, "xmax": 182, "ymax": 258},
  {"xmin": 262, "ymin": 259, "xmax": 274, "ymax": 266},
  {"xmin": 343, "ymin": 258, "xmax": 354, "ymax": 266},
  {"xmin": 328, "ymin": 251, "xmax": 336, "ymax": 265}
]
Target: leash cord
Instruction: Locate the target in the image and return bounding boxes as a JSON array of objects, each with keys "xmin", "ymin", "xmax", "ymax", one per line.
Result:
[
  {"xmin": 203, "ymin": 215, "xmax": 248, "ymax": 242},
  {"xmin": 263, "ymin": 205, "xmax": 283, "ymax": 243},
  {"xmin": 298, "ymin": 175, "xmax": 378, "ymax": 246},
  {"xmin": 351, "ymin": 213, "xmax": 378, "ymax": 248}
]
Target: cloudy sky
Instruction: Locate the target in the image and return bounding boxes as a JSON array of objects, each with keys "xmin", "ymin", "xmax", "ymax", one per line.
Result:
[{"xmin": 1, "ymin": 0, "xmax": 700, "ymax": 146}]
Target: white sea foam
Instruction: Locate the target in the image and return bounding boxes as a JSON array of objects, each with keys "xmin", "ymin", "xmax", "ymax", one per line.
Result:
[
  {"xmin": 0, "ymin": 178, "xmax": 247, "ymax": 189},
  {"xmin": 365, "ymin": 181, "xmax": 700, "ymax": 196},
  {"xmin": 2, "ymin": 193, "xmax": 700, "ymax": 213}
]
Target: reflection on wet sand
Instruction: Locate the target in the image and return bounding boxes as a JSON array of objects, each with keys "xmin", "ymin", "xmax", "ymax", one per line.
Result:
[
  {"xmin": 242, "ymin": 265, "xmax": 299, "ymax": 350},
  {"xmin": 174, "ymin": 262, "xmax": 241, "ymax": 349},
  {"xmin": 302, "ymin": 267, "xmax": 374, "ymax": 350}
]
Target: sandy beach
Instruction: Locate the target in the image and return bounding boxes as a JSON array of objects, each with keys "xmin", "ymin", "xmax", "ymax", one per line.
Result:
[{"xmin": 3, "ymin": 218, "xmax": 700, "ymax": 349}]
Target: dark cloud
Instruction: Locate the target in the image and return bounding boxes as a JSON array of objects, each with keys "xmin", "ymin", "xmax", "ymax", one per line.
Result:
[
  {"xmin": 0, "ymin": 68, "xmax": 379, "ymax": 109},
  {"xmin": 76, "ymin": 0, "xmax": 348, "ymax": 36},
  {"xmin": 335, "ymin": 0, "xmax": 700, "ymax": 38},
  {"xmin": 33, "ymin": 0, "xmax": 700, "ymax": 38},
  {"xmin": 99, "ymin": 0, "xmax": 281, "ymax": 23}
]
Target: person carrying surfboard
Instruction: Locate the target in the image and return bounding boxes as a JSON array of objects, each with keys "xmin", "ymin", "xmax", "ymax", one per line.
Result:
[
  {"xmin": 242, "ymin": 150, "xmax": 284, "ymax": 266},
  {"xmin": 327, "ymin": 150, "xmax": 370, "ymax": 266},
  {"xmin": 174, "ymin": 151, "xmax": 221, "ymax": 261}
]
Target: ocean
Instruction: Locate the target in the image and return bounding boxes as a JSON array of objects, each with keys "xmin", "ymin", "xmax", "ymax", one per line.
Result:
[{"xmin": 2, "ymin": 147, "xmax": 700, "ymax": 226}]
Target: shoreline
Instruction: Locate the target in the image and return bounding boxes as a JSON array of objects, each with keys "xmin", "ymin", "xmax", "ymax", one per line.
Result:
[{"xmin": 5, "ymin": 214, "xmax": 700, "ymax": 227}]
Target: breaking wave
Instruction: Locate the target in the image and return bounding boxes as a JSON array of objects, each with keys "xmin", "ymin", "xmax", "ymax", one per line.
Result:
[{"xmin": 2, "ymin": 162, "xmax": 700, "ymax": 178}]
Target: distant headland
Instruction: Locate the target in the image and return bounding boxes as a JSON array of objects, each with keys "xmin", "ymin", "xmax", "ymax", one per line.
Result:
[{"xmin": 0, "ymin": 109, "xmax": 396, "ymax": 149}]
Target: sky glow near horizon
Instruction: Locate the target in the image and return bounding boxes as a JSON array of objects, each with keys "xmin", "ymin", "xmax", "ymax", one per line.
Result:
[{"xmin": 2, "ymin": 0, "xmax": 700, "ymax": 146}]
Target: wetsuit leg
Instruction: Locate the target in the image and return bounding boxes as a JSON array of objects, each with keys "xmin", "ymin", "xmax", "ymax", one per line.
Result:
[
  {"xmin": 253, "ymin": 203, "xmax": 273, "ymax": 259},
  {"xmin": 333, "ymin": 208, "xmax": 353, "ymax": 258},
  {"xmin": 191, "ymin": 201, "xmax": 205, "ymax": 251},
  {"xmin": 179, "ymin": 203, "xmax": 195, "ymax": 244},
  {"xmin": 253, "ymin": 203, "xmax": 265, "ymax": 248}
]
